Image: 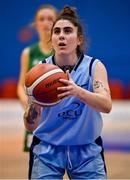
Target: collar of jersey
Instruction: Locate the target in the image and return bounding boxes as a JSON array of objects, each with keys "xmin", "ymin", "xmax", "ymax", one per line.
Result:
[{"xmin": 52, "ymin": 53, "xmax": 84, "ymax": 72}]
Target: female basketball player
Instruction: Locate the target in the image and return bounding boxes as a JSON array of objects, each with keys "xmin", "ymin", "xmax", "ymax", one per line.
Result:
[
  {"xmin": 17, "ymin": 5, "xmax": 57, "ymax": 151},
  {"xmin": 24, "ymin": 6, "xmax": 112, "ymax": 179}
]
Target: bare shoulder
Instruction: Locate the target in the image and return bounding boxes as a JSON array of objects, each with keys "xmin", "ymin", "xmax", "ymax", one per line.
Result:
[
  {"xmin": 95, "ymin": 61, "xmax": 107, "ymax": 73},
  {"xmin": 21, "ymin": 47, "xmax": 30, "ymax": 58},
  {"xmin": 93, "ymin": 61, "xmax": 108, "ymax": 79},
  {"xmin": 93, "ymin": 60, "xmax": 111, "ymax": 94},
  {"xmin": 20, "ymin": 47, "xmax": 30, "ymax": 65}
]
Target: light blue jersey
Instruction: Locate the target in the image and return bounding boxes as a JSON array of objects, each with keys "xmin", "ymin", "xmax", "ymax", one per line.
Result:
[{"xmin": 33, "ymin": 54, "xmax": 102, "ymax": 145}]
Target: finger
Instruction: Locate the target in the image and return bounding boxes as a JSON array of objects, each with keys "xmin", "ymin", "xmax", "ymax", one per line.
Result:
[
  {"xmin": 57, "ymin": 91, "xmax": 70, "ymax": 98},
  {"xmin": 59, "ymin": 79, "xmax": 70, "ymax": 84},
  {"xmin": 66, "ymin": 70, "xmax": 70, "ymax": 80},
  {"xmin": 57, "ymin": 86, "xmax": 72, "ymax": 91}
]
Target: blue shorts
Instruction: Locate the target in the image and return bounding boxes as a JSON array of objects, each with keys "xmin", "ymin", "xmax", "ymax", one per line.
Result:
[{"xmin": 29, "ymin": 136, "xmax": 107, "ymax": 179}]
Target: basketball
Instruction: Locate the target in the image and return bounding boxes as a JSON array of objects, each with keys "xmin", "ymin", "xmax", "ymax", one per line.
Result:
[{"xmin": 25, "ymin": 63, "xmax": 68, "ymax": 106}]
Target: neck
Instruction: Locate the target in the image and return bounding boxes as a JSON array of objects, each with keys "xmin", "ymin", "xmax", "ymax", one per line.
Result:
[{"xmin": 55, "ymin": 52, "xmax": 78, "ymax": 67}]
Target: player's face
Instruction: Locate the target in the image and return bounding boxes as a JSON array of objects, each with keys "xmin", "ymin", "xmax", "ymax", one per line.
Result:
[
  {"xmin": 51, "ymin": 20, "xmax": 81, "ymax": 56},
  {"xmin": 35, "ymin": 8, "xmax": 56, "ymax": 34}
]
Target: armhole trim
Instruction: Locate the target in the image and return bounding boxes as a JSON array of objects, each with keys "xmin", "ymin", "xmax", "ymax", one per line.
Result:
[{"xmin": 89, "ymin": 57, "xmax": 96, "ymax": 76}]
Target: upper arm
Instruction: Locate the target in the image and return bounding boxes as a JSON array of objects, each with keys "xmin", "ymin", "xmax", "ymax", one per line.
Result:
[
  {"xmin": 93, "ymin": 61, "xmax": 111, "ymax": 96},
  {"xmin": 18, "ymin": 48, "xmax": 29, "ymax": 86}
]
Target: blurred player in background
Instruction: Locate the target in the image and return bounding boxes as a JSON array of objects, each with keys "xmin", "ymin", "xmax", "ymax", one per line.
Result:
[
  {"xmin": 24, "ymin": 6, "xmax": 112, "ymax": 179},
  {"xmin": 17, "ymin": 4, "xmax": 57, "ymax": 152}
]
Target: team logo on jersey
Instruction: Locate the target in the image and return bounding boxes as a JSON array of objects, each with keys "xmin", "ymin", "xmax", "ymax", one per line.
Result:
[
  {"xmin": 32, "ymin": 59, "xmax": 42, "ymax": 66},
  {"xmin": 58, "ymin": 102, "xmax": 82, "ymax": 119},
  {"xmin": 33, "ymin": 58, "xmax": 43, "ymax": 66}
]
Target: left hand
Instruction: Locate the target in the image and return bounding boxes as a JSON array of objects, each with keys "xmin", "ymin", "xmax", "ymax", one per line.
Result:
[
  {"xmin": 24, "ymin": 103, "xmax": 42, "ymax": 123},
  {"xmin": 57, "ymin": 70, "xmax": 79, "ymax": 99}
]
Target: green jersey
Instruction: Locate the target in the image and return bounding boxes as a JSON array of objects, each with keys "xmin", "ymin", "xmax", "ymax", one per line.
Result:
[{"xmin": 28, "ymin": 43, "xmax": 52, "ymax": 70}]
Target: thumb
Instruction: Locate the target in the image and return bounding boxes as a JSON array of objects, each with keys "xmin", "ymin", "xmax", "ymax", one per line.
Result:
[{"xmin": 66, "ymin": 70, "xmax": 70, "ymax": 80}]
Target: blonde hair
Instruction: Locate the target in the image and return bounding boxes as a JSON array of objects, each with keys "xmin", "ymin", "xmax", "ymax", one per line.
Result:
[{"xmin": 31, "ymin": 4, "xmax": 58, "ymax": 27}]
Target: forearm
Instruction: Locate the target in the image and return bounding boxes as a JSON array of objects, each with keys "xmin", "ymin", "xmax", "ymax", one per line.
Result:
[
  {"xmin": 17, "ymin": 84, "xmax": 28, "ymax": 109},
  {"xmin": 76, "ymin": 86, "xmax": 112, "ymax": 113},
  {"xmin": 23, "ymin": 104, "xmax": 42, "ymax": 132}
]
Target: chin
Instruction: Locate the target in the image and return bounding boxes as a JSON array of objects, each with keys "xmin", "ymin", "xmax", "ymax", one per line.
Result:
[{"xmin": 58, "ymin": 51, "xmax": 68, "ymax": 55}]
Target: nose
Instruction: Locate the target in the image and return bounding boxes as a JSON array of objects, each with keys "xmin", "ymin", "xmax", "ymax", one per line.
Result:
[
  {"xmin": 43, "ymin": 20, "xmax": 49, "ymax": 26},
  {"xmin": 59, "ymin": 36, "xmax": 65, "ymax": 40},
  {"xmin": 59, "ymin": 31, "xmax": 65, "ymax": 40}
]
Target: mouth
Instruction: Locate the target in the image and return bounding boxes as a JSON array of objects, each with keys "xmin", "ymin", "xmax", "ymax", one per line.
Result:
[{"xmin": 58, "ymin": 42, "xmax": 66, "ymax": 47}]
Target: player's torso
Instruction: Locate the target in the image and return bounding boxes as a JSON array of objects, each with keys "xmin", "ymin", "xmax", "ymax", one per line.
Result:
[{"xmin": 34, "ymin": 54, "xmax": 103, "ymax": 145}]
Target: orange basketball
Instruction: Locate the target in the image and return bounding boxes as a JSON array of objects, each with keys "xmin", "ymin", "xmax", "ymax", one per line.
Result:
[{"xmin": 25, "ymin": 63, "xmax": 68, "ymax": 106}]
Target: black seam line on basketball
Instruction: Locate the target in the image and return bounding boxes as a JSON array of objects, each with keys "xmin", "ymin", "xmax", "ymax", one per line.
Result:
[
  {"xmin": 34, "ymin": 88, "xmax": 61, "ymax": 96},
  {"xmin": 26, "ymin": 88, "xmax": 62, "ymax": 97}
]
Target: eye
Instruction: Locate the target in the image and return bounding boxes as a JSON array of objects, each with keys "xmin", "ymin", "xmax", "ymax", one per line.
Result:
[
  {"xmin": 39, "ymin": 17, "xmax": 45, "ymax": 22},
  {"xmin": 64, "ymin": 27, "xmax": 73, "ymax": 34},
  {"xmin": 53, "ymin": 28, "xmax": 60, "ymax": 34},
  {"xmin": 48, "ymin": 16, "xmax": 54, "ymax": 22}
]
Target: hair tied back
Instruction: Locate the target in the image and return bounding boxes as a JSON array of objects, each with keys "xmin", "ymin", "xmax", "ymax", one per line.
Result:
[{"xmin": 60, "ymin": 6, "xmax": 78, "ymax": 19}]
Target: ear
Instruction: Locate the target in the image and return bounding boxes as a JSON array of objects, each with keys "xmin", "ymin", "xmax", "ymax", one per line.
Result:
[{"xmin": 77, "ymin": 35, "xmax": 83, "ymax": 45}]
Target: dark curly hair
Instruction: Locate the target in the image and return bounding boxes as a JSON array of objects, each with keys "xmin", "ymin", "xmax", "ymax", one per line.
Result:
[{"xmin": 52, "ymin": 6, "xmax": 86, "ymax": 57}]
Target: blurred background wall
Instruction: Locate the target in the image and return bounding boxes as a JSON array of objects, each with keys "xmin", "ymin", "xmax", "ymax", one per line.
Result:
[
  {"xmin": 0, "ymin": 1, "xmax": 130, "ymax": 179},
  {"xmin": 0, "ymin": 0, "xmax": 130, "ymax": 99}
]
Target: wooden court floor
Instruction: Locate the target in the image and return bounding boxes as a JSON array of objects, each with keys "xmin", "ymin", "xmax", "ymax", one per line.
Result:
[{"xmin": 0, "ymin": 100, "xmax": 130, "ymax": 179}]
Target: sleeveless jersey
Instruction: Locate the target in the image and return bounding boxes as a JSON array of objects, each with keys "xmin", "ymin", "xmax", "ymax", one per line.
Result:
[
  {"xmin": 28, "ymin": 43, "xmax": 52, "ymax": 70},
  {"xmin": 33, "ymin": 54, "xmax": 103, "ymax": 145}
]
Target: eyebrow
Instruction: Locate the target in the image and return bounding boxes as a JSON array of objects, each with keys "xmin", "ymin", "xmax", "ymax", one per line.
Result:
[{"xmin": 53, "ymin": 26, "xmax": 73, "ymax": 30}]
